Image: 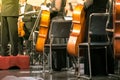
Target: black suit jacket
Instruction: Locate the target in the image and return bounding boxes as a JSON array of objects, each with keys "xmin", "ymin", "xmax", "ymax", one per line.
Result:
[
  {"xmin": 22, "ymin": 3, "xmax": 33, "ymax": 22},
  {"xmin": 19, "ymin": 3, "xmax": 34, "ymax": 39}
]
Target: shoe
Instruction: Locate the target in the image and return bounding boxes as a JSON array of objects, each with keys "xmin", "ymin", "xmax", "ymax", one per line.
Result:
[{"xmin": 11, "ymin": 53, "xmax": 18, "ymax": 56}]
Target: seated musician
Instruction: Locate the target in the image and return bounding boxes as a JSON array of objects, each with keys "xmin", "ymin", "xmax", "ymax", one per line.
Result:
[
  {"xmin": 18, "ymin": 0, "xmax": 34, "ymax": 55},
  {"xmin": 44, "ymin": 0, "xmax": 68, "ymax": 71},
  {"xmin": 44, "ymin": 0, "xmax": 92, "ymax": 71}
]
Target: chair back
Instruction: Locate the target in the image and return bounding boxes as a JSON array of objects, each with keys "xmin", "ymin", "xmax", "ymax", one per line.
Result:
[
  {"xmin": 88, "ymin": 13, "xmax": 108, "ymax": 42},
  {"xmin": 49, "ymin": 19, "xmax": 72, "ymax": 38}
]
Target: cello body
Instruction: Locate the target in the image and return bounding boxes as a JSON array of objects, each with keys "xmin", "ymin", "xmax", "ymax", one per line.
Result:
[
  {"xmin": 35, "ymin": 10, "xmax": 50, "ymax": 53},
  {"xmin": 113, "ymin": 0, "xmax": 120, "ymax": 58},
  {"xmin": 34, "ymin": 0, "xmax": 50, "ymax": 53},
  {"xmin": 67, "ymin": 4, "xmax": 85, "ymax": 57}
]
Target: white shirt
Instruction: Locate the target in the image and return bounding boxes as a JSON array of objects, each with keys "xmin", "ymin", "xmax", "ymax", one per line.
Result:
[
  {"xmin": 20, "ymin": 2, "xmax": 26, "ymax": 18},
  {"xmin": 20, "ymin": 3, "xmax": 26, "ymax": 14}
]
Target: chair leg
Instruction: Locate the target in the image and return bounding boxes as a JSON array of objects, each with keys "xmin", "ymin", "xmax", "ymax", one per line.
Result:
[
  {"xmin": 105, "ymin": 47, "xmax": 108, "ymax": 75},
  {"xmin": 118, "ymin": 61, "xmax": 120, "ymax": 75},
  {"xmin": 42, "ymin": 50, "xmax": 50, "ymax": 74},
  {"xmin": 42, "ymin": 53, "xmax": 45, "ymax": 73},
  {"xmin": 77, "ymin": 53, "xmax": 80, "ymax": 77},
  {"xmin": 66, "ymin": 55, "xmax": 71, "ymax": 70},
  {"xmin": 49, "ymin": 45, "xmax": 53, "ymax": 73},
  {"xmin": 87, "ymin": 44, "xmax": 92, "ymax": 80},
  {"xmin": 77, "ymin": 46, "xmax": 92, "ymax": 80},
  {"xmin": 108, "ymin": 60, "xmax": 120, "ymax": 79}
]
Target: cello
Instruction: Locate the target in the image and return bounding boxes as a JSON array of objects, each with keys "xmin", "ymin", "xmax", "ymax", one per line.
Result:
[
  {"xmin": 67, "ymin": 4, "xmax": 86, "ymax": 57},
  {"xmin": 113, "ymin": 0, "xmax": 120, "ymax": 58},
  {"xmin": 35, "ymin": 0, "xmax": 50, "ymax": 53}
]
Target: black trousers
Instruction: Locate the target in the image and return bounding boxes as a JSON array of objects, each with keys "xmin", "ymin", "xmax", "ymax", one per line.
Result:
[{"xmin": 1, "ymin": 16, "xmax": 18, "ymax": 56}]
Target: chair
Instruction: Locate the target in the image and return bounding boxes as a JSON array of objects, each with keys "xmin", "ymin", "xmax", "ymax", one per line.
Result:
[
  {"xmin": 44, "ymin": 17, "xmax": 72, "ymax": 73},
  {"xmin": 77, "ymin": 13, "xmax": 111, "ymax": 80}
]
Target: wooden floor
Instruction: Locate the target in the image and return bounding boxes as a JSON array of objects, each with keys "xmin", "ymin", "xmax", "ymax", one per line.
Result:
[
  {"xmin": 0, "ymin": 65, "xmax": 120, "ymax": 80},
  {"xmin": 0, "ymin": 46, "xmax": 119, "ymax": 80}
]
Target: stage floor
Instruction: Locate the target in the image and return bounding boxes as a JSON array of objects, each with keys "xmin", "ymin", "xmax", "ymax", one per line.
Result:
[{"xmin": 0, "ymin": 65, "xmax": 119, "ymax": 80}]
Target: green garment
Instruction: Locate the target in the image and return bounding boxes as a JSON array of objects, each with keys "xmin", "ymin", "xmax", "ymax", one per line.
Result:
[
  {"xmin": 1, "ymin": 0, "xmax": 19, "ymax": 56},
  {"xmin": 1, "ymin": 0, "xmax": 19, "ymax": 16}
]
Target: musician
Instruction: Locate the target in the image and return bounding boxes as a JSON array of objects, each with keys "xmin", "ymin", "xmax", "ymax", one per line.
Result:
[
  {"xmin": 1, "ymin": 0, "xmax": 19, "ymax": 56},
  {"xmin": 43, "ymin": 0, "xmax": 68, "ymax": 71},
  {"xmin": 18, "ymin": 0, "xmax": 34, "ymax": 54}
]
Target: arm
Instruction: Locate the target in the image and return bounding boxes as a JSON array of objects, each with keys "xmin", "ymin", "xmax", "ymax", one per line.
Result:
[
  {"xmin": 52, "ymin": 0, "xmax": 62, "ymax": 11},
  {"xmin": 78, "ymin": 0, "xmax": 93, "ymax": 8}
]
